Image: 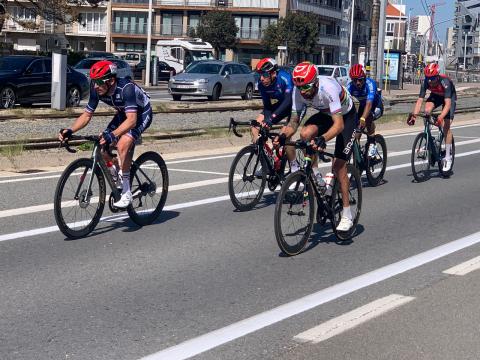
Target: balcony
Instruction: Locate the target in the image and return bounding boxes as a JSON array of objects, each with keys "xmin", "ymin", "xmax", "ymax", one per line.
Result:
[
  {"xmin": 65, "ymin": 23, "xmax": 107, "ymax": 36},
  {"xmin": 237, "ymin": 27, "xmax": 264, "ymax": 40},
  {"xmin": 112, "ymin": 0, "xmax": 278, "ymax": 8},
  {"xmin": 288, "ymin": 0, "xmax": 342, "ymax": 20},
  {"xmin": 2, "ymin": 20, "xmax": 56, "ymax": 34},
  {"xmin": 318, "ymin": 33, "xmax": 340, "ymax": 47}
]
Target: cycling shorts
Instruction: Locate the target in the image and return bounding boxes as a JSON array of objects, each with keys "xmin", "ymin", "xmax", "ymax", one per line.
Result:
[
  {"xmin": 304, "ymin": 107, "xmax": 358, "ymax": 161},
  {"xmin": 261, "ymin": 101, "xmax": 292, "ymax": 125},
  {"xmin": 357, "ymin": 99, "xmax": 384, "ymax": 121},
  {"xmin": 106, "ymin": 108, "xmax": 153, "ymax": 141},
  {"xmin": 426, "ymin": 94, "xmax": 456, "ymax": 121}
]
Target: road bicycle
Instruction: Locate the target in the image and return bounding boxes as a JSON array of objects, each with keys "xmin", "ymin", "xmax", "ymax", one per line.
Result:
[
  {"xmin": 274, "ymin": 139, "xmax": 362, "ymax": 256},
  {"xmin": 350, "ymin": 128, "xmax": 387, "ymax": 186},
  {"xmin": 227, "ymin": 118, "xmax": 303, "ymax": 211},
  {"xmin": 54, "ymin": 135, "xmax": 169, "ymax": 239},
  {"xmin": 410, "ymin": 113, "xmax": 455, "ymax": 182}
]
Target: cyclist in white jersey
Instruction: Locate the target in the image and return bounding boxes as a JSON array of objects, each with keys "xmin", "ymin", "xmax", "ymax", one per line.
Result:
[{"xmin": 291, "ymin": 62, "xmax": 358, "ymax": 232}]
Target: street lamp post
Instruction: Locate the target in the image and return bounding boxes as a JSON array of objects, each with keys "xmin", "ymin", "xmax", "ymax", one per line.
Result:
[
  {"xmin": 348, "ymin": 0, "xmax": 355, "ymax": 65},
  {"xmin": 464, "ymin": 31, "xmax": 469, "ymax": 70},
  {"xmin": 145, "ymin": 0, "xmax": 153, "ymax": 87}
]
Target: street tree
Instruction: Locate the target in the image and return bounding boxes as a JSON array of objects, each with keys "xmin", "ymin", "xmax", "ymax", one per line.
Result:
[
  {"xmin": 196, "ymin": 10, "xmax": 238, "ymax": 59},
  {"xmin": 0, "ymin": 0, "xmax": 106, "ymax": 33},
  {"xmin": 262, "ymin": 12, "xmax": 320, "ymax": 63}
]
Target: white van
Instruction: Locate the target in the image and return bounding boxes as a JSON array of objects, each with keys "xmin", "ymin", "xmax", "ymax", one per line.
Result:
[
  {"xmin": 124, "ymin": 52, "xmax": 146, "ymax": 69},
  {"xmin": 317, "ymin": 65, "xmax": 350, "ymax": 86},
  {"xmin": 156, "ymin": 38, "xmax": 215, "ymax": 73}
]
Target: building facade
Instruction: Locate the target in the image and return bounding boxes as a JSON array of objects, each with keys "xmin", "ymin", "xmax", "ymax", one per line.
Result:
[
  {"xmin": 0, "ymin": 0, "xmax": 372, "ymax": 67},
  {"xmin": 384, "ymin": 1, "xmax": 407, "ymax": 52},
  {"xmin": 453, "ymin": 0, "xmax": 480, "ymax": 68}
]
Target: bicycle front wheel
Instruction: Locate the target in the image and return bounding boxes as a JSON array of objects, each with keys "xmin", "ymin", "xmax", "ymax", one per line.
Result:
[
  {"xmin": 54, "ymin": 158, "xmax": 106, "ymax": 239},
  {"xmin": 411, "ymin": 133, "xmax": 431, "ymax": 182},
  {"xmin": 365, "ymin": 134, "xmax": 387, "ymax": 187},
  {"xmin": 274, "ymin": 171, "xmax": 315, "ymax": 256},
  {"xmin": 331, "ymin": 164, "xmax": 362, "ymax": 241},
  {"xmin": 127, "ymin": 151, "xmax": 169, "ymax": 226},
  {"xmin": 228, "ymin": 145, "xmax": 266, "ymax": 211}
]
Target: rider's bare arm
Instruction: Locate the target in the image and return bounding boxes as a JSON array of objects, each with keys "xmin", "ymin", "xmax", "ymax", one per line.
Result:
[
  {"xmin": 322, "ymin": 113, "xmax": 344, "ymax": 142},
  {"xmin": 413, "ymin": 97, "xmax": 424, "ymax": 115},
  {"xmin": 361, "ymin": 101, "xmax": 373, "ymax": 121},
  {"xmin": 70, "ymin": 111, "xmax": 93, "ymax": 132},
  {"xmin": 111, "ymin": 112, "xmax": 138, "ymax": 138},
  {"xmin": 282, "ymin": 113, "xmax": 300, "ymax": 138}
]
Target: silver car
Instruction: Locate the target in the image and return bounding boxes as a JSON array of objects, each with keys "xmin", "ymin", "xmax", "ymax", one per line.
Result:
[
  {"xmin": 168, "ymin": 60, "xmax": 255, "ymax": 101},
  {"xmin": 73, "ymin": 57, "xmax": 133, "ymax": 81}
]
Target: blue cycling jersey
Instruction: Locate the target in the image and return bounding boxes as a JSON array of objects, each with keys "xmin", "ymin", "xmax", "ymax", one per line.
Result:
[
  {"xmin": 258, "ymin": 69, "xmax": 294, "ymax": 118},
  {"xmin": 85, "ymin": 77, "xmax": 151, "ymax": 115},
  {"xmin": 347, "ymin": 77, "xmax": 381, "ymax": 107}
]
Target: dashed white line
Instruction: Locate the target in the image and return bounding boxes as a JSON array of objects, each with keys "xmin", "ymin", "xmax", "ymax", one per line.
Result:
[
  {"xmin": 443, "ymin": 255, "xmax": 480, "ymax": 275},
  {"xmin": 294, "ymin": 294, "xmax": 415, "ymax": 344}
]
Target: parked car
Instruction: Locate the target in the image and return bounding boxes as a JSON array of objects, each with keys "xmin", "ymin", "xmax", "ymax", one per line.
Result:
[
  {"xmin": 168, "ymin": 60, "xmax": 255, "ymax": 101},
  {"xmin": 73, "ymin": 57, "xmax": 133, "ymax": 80},
  {"xmin": 317, "ymin": 65, "xmax": 350, "ymax": 86},
  {"xmin": 124, "ymin": 52, "xmax": 145, "ymax": 69},
  {"xmin": 83, "ymin": 51, "xmax": 117, "ymax": 59},
  {"xmin": 0, "ymin": 55, "xmax": 89, "ymax": 109},
  {"xmin": 134, "ymin": 59, "xmax": 176, "ymax": 81},
  {"xmin": 253, "ymin": 64, "xmax": 295, "ymax": 93}
]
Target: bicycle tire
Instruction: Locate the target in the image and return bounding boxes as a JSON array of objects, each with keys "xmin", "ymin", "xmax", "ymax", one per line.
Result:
[
  {"xmin": 331, "ymin": 164, "xmax": 362, "ymax": 241},
  {"xmin": 127, "ymin": 151, "xmax": 169, "ymax": 226},
  {"xmin": 439, "ymin": 136, "xmax": 455, "ymax": 178},
  {"xmin": 54, "ymin": 158, "xmax": 106, "ymax": 239},
  {"xmin": 228, "ymin": 144, "xmax": 266, "ymax": 211},
  {"xmin": 274, "ymin": 171, "xmax": 315, "ymax": 256},
  {"xmin": 365, "ymin": 134, "xmax": 387, "ymax": 187},
  {"xmin": 411, "ymin": 133, "xmax": 431, "ymax": 182}
]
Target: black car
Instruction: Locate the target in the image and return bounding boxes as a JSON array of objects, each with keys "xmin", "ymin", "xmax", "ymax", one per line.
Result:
[
  {"xmin": 0, "ymin": 55, "xmax": 90, "ymax": 109},
  {"xmin": 133, "ymin": 59, "xmax": 176, "ymax": 81}
]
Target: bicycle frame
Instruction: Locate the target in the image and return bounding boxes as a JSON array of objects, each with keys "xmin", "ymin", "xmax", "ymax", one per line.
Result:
[{"xmin": 422, "ymin": 117, "xmax": 444, "ymax": 163}]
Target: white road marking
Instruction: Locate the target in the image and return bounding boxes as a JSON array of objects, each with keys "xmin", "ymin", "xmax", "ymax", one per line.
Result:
[
  {"xmin": 2, "ymin": 147, "xmax": 480, "ymax": 219},
  {"xmin": 443, "ymin": 255, "xmax": 480, "ymax": 275},
  {"xmin": 381, "ymin": 122, "xmax": 480, "ymax": 140},
  {"xmin": 294, "ymin": 294, "xmax": 415, "ymax": 343},
  {"xmin": 138, "ymin": 229, "xmax": 480, "ymax": 360},
  {"xmin": 167, "ymin": 168, "xmax": 229, "ymax": 176}
]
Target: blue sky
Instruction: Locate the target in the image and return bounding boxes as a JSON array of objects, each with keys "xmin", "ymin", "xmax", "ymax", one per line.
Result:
[{"xmin": 405, "ymin": 0, "xmax": 455, "ymax": 43}]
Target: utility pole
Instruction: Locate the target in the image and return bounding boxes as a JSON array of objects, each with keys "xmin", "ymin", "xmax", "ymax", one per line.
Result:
[
  {"xmin": 376, "ymin": 0, "xmax": 387, "ymax": 84},
  {"xmin": 369, "ymin": 0, "xmax": 380, "ymax": 80},
  {"xmin": 348, "ymin": 0, "xmax": 356, "ymax": 65}
]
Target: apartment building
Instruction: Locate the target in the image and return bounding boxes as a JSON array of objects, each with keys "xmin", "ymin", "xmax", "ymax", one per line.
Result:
[
  {"xmin": 453, "ymin": 0, "xmax": 480, "ymax": 68},
  {"xmin": 1, "ymin": 0, "xmax": 371, "ymax": 66},
  {"xmin": 384, "ymin": 0, "xmax": 407, "ymax": 51}
]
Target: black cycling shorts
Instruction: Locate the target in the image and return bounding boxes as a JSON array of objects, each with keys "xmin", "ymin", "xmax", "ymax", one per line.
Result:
[
  {"xmin": 261, "ymin": 101, "xmax": 292, "ymax": 125},
  {"xmin": 426, "ymin": 94, "xmax": 456, "ymax": 120},
  {"xmin": 106, "ymin": 108, "xmax": 153, "ymax": 141},
  {"xmin": 358, "ymin": 99, "xmax": 384, "ymax": 121},
  {"xmin": 304, "ymin": 107, "xmax": 358, "ymax": 161}
]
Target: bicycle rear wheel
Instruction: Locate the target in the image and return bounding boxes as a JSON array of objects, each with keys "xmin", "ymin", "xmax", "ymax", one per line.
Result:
[
  {"xmin": 365, "ymin": 134, "xmax": 387, "ymax": 186},
  {"xmin": 411, "ymin": 133, "xmax": 431, "ymax": 182},
  {"xmin": 439, "ymin": 136, "xmax": 455, "ymax": 178},
  {"xmin": 274, "ymin": 171, "xmax": 315, "ymax": 256},
  {"xmin": 228, "ymin": 144, "xmax": 266, "ymax": 211},
  {"xmin": 127, "ymin": 151, "xmax": 169, "ymax": 226},
  {"xmin": 54, "ymin": 158, "xmax": 106, "ymax": 239},
  {"xmin": 331, "ymin": 164, "xmax": 362, "ymax": 241}
]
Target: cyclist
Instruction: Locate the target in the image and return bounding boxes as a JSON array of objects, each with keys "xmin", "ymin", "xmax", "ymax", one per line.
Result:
[
  {"xmin": 58, "ymin": 60, "xmax": 153, "ymax": 208},
  {"xmin": 407, "ymin": 63, "xmax": 456, "ymax": 172},
  {"xmin": 347, "ymin": 64, "xmax": 384, "ymax": 158},
  {"xmin": 290, "ymin": 61, "xmax": 357, "ymax": 232},
  {"xmin": 253, "ymin": 58, "xmax": 300, "ymax": 172}
]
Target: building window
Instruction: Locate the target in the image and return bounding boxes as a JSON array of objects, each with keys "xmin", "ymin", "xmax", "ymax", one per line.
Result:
[
  {"xmin": 162, "ymin": 13, "xmax": 183, "ymax": 36},
  {"xmin": 11, "ymin": 6, "xmax": 36, "ymax": 21},
  {"xmin": 113, "ymin": 12, "xmax": 149, "ymax": 34},
  {"xmin": 116, "ymin": 43, "xmax": 146, "ymax": 52},
  {"xmin": 79, "ymin": 12, "xmax": 106, "ymax": 33},
  {"xmin": 235, "ymin": 16, "xmax": 277, "ymax": 40}
]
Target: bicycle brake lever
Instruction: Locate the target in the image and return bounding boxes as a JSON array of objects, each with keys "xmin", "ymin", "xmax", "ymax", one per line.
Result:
[{"xmin": 61, "ymin": 140, "xmax": 77, "ymax": 153}]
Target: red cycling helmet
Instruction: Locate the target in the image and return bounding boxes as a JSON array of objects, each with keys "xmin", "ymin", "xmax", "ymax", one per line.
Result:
[
  {"xmin": 349, "ymin": 64, "xmax": 366, "ymax": 79},
  {"xmin": 424, "ymin": 63, "xmax": 440, "ymax": 77},
  {"xmin": 90, "ymin": 60, "xmax": 117, "ymax": 80},
  {"xmin": 256, "ymin": 58, "xmax": 278, "ymax": 73},
  {"xmin": 292, "ymin": 62, "xmax": 318, "ymax": 87}
]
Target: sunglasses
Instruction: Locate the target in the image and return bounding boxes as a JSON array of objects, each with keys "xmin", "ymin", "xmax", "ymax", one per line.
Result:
[
  {"xmin": 297, "ymin": 83, "xmax": 315, "ymax": 91},
  {"xmin": 93, "ymin": 78, "xmax": 108, "ymax": 86},
  {"xmin": 426, "ymin": 76, "xmax": 439, "ymax": 82},
  {"xmin": 354, "ymin": 77, "xmax": 366, "ymax": 83},
  {"xmin": 259, "ymin": 71, "xmax": 272, "ymax": 78}
]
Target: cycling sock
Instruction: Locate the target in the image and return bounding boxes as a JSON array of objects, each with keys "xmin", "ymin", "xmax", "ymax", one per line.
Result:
[
  {"xmin": 446, "ymin": 144, "xmax": 452, "ymax": 160},
  {"xmin": 342, "ymin": 206, "xmax": 352, "ymax": 220},
  {"xmin": 121, "ymin": 171, "xmax": 130, "ymax": 193},
  {"xmin": 290, "ymin": 160, "xmax": 300, "ymax": 172}
]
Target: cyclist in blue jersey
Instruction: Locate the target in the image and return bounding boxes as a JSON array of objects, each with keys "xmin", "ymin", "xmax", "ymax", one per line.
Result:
[
  {"xmin": 58, "ymin": 60, "xmax": 153, "ymax": 208},
  {"xmin": 347, "ymin": 64, "xmax": 384, "ymax": 158},
  {"xmin": 253, "ymin": 58, "xmax": 300, "ymax": 172}
]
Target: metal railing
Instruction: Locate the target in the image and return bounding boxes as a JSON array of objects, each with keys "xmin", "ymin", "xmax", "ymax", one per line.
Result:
[
  {"xmin": 65, "ymin": 23, "xmax": 107, "ymax": 35},
  {"xmin": 237, "ymin": 27, "xmax": 264, "ymax": 40},
  {"xmin": 112, "ymin": 0, "xmax": 277, "ymax": 7},
  {"xmin": 3, "ymin": 20, "xmax": 56, "ymax": 34}
]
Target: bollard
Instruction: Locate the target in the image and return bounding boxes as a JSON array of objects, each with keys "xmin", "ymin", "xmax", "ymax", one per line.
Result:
[{"xmin": 51, "ymin": 49, "xmax": 67, "ymax": 110}]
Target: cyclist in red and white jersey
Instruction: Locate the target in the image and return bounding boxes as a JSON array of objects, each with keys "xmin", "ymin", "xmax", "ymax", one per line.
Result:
[{"xmin": 408, "ymin": 63, "xmax": 456, "ymax": 172}]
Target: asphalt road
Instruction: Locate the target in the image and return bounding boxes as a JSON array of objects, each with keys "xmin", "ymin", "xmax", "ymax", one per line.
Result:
[{"xmin": 2, "ymin": 122, "xmax": 480, "ymax": 359}]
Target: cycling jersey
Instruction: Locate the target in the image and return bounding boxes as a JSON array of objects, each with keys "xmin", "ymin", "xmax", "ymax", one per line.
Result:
[
  {"xmin": 419, "ymin": 75, "xmax": 457, "ymax": 100},
  {"xmin": 292, "ymin": 76, "xmax": 354, "ymax": 118},
  {"xmin": 259, "ymin": 69, "xmax": 294, "ymax": 121},
  {"xmin": 347, "ymin": 77, "xmax": 381, "ymax": 107},
  {"xmin": 85, "ymin": 78, "xmax": 153, "ymax": 141}
]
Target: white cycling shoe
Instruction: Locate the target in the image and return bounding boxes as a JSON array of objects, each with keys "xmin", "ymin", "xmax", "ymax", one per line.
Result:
[
  {"xmin": 113, "ymin": 190, "xmax": 132, "ymax": 209},
  {"xmin": 337, "ymin": 216, "xmax": 353, "ymax": 232},
  {"xmin": 442, "ymin": 158, "xmax": 452, "ymax": 172}
]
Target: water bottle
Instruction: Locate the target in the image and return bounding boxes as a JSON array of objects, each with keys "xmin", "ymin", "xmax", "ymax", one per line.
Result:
[
  {"xmin": 106, "ymin": 161, "xmax": 118, "ymax": 184},
  {"xmin": 324, "ymin": 172, "xmax": 335, "ymax": 196}
]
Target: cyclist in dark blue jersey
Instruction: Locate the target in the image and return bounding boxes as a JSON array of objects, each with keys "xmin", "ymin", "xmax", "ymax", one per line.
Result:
[
  {"xmin": 347, "ymin": 64, "xmax": 384, "ymax": 158},
  {"xmin": 253, "ymin": 58, "xmax": 300, "ymax": 172},
  {"xmin": 58, "ymin": 60, "xmax": 153, "ymax": 208}
]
